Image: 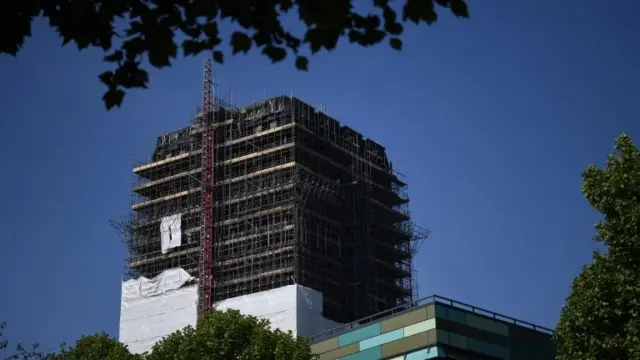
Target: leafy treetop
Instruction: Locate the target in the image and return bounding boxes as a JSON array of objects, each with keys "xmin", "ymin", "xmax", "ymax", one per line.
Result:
[
  {"xmin": 555, "ymin": 134, "xmax": 640, "ymax": 360},
  {"xmin": 1, "ymin": 0, "xmax": 469, "ymax": 110},
  {"xmin": 147, "ymin": 309, "xmax": 316, "ymax": 360},
  {"xmin": 1, "ymin": 309, "xmax": 316, "ymax": 360}
]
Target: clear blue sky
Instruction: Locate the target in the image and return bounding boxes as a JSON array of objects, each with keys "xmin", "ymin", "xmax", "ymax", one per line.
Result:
[{"xmin": 1, "ymin": 0, "xmax": 639, "ymax": 352}]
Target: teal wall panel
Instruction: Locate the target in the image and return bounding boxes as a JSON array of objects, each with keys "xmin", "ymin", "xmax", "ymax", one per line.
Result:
[
  {"xmin": 338, "ymin": 323, "xmax": 381, "ymax": 347},
  {"xmin": 405, "ymin": 346, "xmax": 441, "ymax": 360},
  {"xmin": 360, "ymin": 329, "xmax": 404, "ymax": 350}
]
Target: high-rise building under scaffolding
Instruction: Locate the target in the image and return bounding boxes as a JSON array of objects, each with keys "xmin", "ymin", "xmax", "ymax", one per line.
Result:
[{"xmin": 118, "ymin": 92, "xmax": 426, "ymax": 353}]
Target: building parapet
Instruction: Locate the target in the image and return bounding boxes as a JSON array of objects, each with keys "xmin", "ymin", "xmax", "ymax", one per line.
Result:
[{"xmin": 311, "ymin": 294, "xmax": 554, "ymax": 344}]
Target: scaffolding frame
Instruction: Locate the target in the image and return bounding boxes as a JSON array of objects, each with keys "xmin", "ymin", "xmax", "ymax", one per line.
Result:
[{"xmin": 118, "ymin": 92, "xmax": 427, "ymax": 324}]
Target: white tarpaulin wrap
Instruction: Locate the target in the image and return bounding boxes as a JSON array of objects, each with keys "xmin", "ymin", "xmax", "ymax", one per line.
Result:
[
  {"xmin": 215, "ymin": 284, "xmax": 343, "ymax": 338},
  {"xmin": 119, "ymin": 269, "xmax": 342, "ymax": 354},
  {"xmin": 119, "ymin": 268, "xmax": 197, "ymax": 354},
  {"xmin": 160, "ymin": 214, "xmax": 182, "ymax": 254}
]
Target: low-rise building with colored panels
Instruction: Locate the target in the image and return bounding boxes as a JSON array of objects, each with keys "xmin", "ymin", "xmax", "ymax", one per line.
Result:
[{"xmin": 310, "ymin": 295, "xmax": 555, "ymax": 360}]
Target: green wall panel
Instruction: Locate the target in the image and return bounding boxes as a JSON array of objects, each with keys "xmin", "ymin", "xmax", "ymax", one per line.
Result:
[
  {"xmin": 381, "ymin": 307, "xmax": 428, "ymax": 333},
  {"xmin": 436, "ymin": 318, "xmax": 510, "ymax": 347},
  {"xmin": 435, "ymin": 304, "xmax": 510, "ymax": 337},
  {"xmin": 311, "ymin": 337, "xmax": 339, "ymax": 354},
  {"xmin": 449, "ymin": 332, "xmax": 467, "ymax": 350},
  {"xmin": 318, "ymin": 343, "xmax": 359, "ymax": 360},
  {"xmin": 467, "ymin": 314, "xmax": 509, "ymax": 336},
  {"xmin": 342, "ymin": 345, "xmax": 381, "ymax": 360},
  {"xmin": 381, "ymin": 331, "xmax": 434, "ymax": 359}
]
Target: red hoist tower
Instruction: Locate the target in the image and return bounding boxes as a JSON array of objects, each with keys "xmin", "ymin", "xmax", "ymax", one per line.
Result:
[{"xmin": 198, "ymin": 58, "xmax": 215, "ymax": 317}]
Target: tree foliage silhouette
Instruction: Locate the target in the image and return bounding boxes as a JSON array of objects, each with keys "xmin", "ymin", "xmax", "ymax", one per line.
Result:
[{"xmin": 1, "ymin": 0, "xmax": 469, "ymax": 110}]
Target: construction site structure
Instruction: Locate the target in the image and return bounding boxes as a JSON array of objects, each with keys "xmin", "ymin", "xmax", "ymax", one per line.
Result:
[{"xmin": 121, "ymin": 62, "xmax": 427, "ymax": 328}]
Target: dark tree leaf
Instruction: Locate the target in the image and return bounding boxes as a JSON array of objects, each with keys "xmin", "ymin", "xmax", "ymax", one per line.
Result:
[
  {"xmin": 147, "ymin": 48, "xmax": 169, "ymax": 68},
  {"xmin": 389, "ymin": 37, "xmax": 402, "ymax": 51},
  {"xmin": 449, "ymin": 0, "xmax": 470, "ymax": 17},
  {"xmin": 132, "ymin": 69, "xmax": 149, "ymax": 89},
  {"xmin": 403, "ymin": 0, "xmax": 437, "ymax": 24},
  {"xmin": 362, "ymin": 28, "xmax": 386, "ymax": 46},
  {"xmin": 263, "ymin": 45, "xmax": 287, "ymax": 63},
  {"xmin": 230, "ymin": 31, "xmax": 252, "ymax": 54},
  {"xmin": 347, "ymin": 29, "xmax": 363, "ymax": 44},
  {"xmin": 0, "ymin": 11, "xmax": 33, "ymax": 56},
  {"xmin": 213, "ymin": 50, "xmax": 224, "ymax": 64},
  {"xmin": 295, "ymin": 56, "xmax": 308, "ymax": 71},
  {"xmin": 303, "ymin": 28, "xmax": 323, "ymax": 53},
  {"xmin": 202, "ymin": 22, "xmax": 221, "ymax": 46},
  {"xmin": 182, "ymin": 39, "xmax": 207, "ymax": 56},
  {"xmin": 115, "ymin": 64, "xmax": 148, "ymax": 89},
  {"xmin": 386, "ymin": 22, "xmax": 403, "ymax": 36},
  {"xmin": 103, "ymin": 88, "xmax": 125, "ymax": 110},
  {"xmin": 381, "ymin": 5, "xmax": 404, "ymax": 35},
  {"xmin": 99, "ymin": 71, "xmax": 114, "ymax": 86},
  {"xmin": 146, "ymin": 29, "xmax": 178, "ymax": 68}
]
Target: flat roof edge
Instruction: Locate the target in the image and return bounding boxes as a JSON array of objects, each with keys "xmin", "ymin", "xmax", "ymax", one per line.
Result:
[{"xmin": 310, "ymin": 294, "xmax": 554, "ymax": 343}]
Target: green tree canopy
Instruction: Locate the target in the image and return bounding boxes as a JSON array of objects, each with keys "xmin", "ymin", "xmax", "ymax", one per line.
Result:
[
  {"xmin": 147, "ymin": 310, "xmax": 315, "ymax": 360},
  {"xmin": 555, "ymin": 134, "xmax": 640, "ymax": 360},
  {"xmin": 60, "ymin": 333, "xmax": 141, "ymax": 360},
  {"xmin": 1, "ymin": 310, "xmax": 315, "ymax": 360},
  {"xmin": 1, "ymin": 0, "xmax": 469, "ymax": 110}
]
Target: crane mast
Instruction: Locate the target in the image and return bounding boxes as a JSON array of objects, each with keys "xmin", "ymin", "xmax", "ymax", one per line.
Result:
[{"xmin": 198, "ymin": 58, "xmax": 215, "ymax": 317}]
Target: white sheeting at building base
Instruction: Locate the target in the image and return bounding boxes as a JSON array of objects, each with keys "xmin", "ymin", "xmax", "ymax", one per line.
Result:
[
  {"xmin": 119, "ymin": 268, "xmax": 343, "ymax": 354},
  {"xmin": 119, "ymin": 268, "xmax": 197, "ymax": 354},
  {"xmin": 216, "ymin": 284, "xmax": 343, "ymax": 338}
]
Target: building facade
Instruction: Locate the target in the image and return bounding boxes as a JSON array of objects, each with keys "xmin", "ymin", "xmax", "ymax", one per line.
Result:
[
  {"xmin": 310, "ymin": 296, "xmax": 555, "ymax": 360},
  {"xmin": 122, "ymin": 95, "xmax": 426, "ymax": 325}
]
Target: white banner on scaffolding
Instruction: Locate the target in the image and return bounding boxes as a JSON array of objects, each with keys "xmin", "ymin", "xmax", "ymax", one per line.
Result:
[{"xmin": 160, "ymin": 214, "xmax": 182, "ymax": 254}]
